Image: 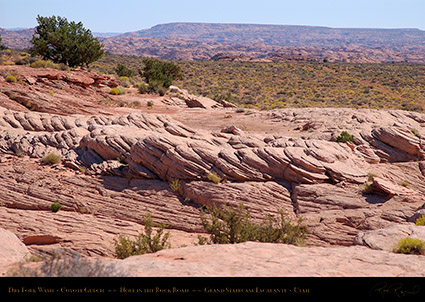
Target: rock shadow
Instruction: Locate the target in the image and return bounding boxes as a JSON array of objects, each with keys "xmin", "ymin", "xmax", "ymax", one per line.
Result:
[
  {"xmin": 99, "ymin": 175, "xmax": 200, "ymax": 208},
  {"xmin": 362, "ymin": 193, "xmax": 392, "ymax": 204},
  {"xmin": 100, "ymin": 175, "xmax": 168, "ymax": 193}
]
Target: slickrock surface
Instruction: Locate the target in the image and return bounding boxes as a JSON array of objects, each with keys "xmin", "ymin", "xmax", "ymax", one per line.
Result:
[
  {"xmin": 355, "ymin": 223, "xmax": 425, "ymax": 252},
  {"xmin": 109, "ymin": 241, "xmax": 425, "ymax": 277},
  {"xmin": 0, "ymin": 228, "xmax": 30, "ymax": 276},
  {"xmin": 1, "ymin": 65, "xmax": 425, "ymax": 276}
]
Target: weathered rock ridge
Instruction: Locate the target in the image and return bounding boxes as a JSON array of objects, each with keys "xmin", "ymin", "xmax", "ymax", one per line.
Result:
[
  {"xmin": 3, "ymin": 107, "xmax": 424, "ymax": 186},
  {"xmin": 1, "ymin": 106, "xmax": 425, "ymax": 256},
  {"xmin": 1, "ymin": 66, "xmax": 425, "ymax": 276}
]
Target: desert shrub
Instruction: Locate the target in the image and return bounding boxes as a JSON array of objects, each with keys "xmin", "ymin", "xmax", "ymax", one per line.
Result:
[
  {"xmin": 415, "ymin": 215, "xmax": 425, "ymax": 226},
  {"xmin": 336, "ymin": 131, "xmax": 354, "ymax": 143},
  {"xmin": 410, "ymin": 128, "xmax": 420, "ymax": 137},
  {"xmin": 398, "ymin": 180, "xmax": 409, "ymax": 187},
  {"xmin": 393, "ymin": 237, "xmax": 425, "ymax": 255},
  {"xmin": 49, "ymin": 201, "xmax": 62, "ymax": 212},
  {"xmin": 30, "ymin": 60, "xmax": 46, "ymax": 68},
  {"xmin": 199, "ymin": 203, "xmax": 307, "ymax": 245},
  {"xmin": 116, "ymin": 157, "xmax": 127, "ymax": 164},
  {"xmin": 109, "ymin": 88, "xmax": 119, "ymax": 95},
  {"xmin": 114, "ymin": 63, "xmax": 135, "ymax": 77},
  {"xmin": 138, "ymin": 82, "xmax": 149, "ymax": 94},
  {"xmin": 199, "ymin": 203, "xmax": 254, "ymax": 244},
  {"xmin": 206, "ymin": 172, "xmax": 222, "ymax": 184},
  {"xmin": 119, "ymin": 76, "xmax": 131, "ymax": 87},
  {"xmin": 30, "ymin": 59, "xmax": 64, "ymax": 70},
  {"xmin": 169, "ymin": 179, "xmax": 181, "ymax": 193},
  {"xmin": 367, "ymin": 172, "xmax": 377, "ymax": 182},
  {"xmin": 114, "ymin": 214, "xmax": 171, "ymax": 259},
  {"xmin": 361, "ymin": 183, "xmax": 375, "ymax": 195},
  {"xmin": 109, "ymin": 87, "xmax": 125, "ymax": 95},
  {"xmin": 147, "ymin": 79, "xmax": 165, "ymax": 94},
  {"xmin": 14, "ymin": 57, "xmax": 30, "ymax": 65},
  {"xmin": 157, "ymin": 86, "xmax": 166, "ymax": 96},
  {"xmin": 7, "ymin": 93, "xmax": 17, "ymax": 101},
  {"xmin": 116, "ymin": 86, "xmax": 126, "ymax": 95},
  {"xmin": 90, "ymin": 52, "xmax": 425, "ymax": 113},
  {"xmin": 128, "ymin": 100, "xmax": 141, "ymax": 108},
  {"xmin": 8, "ymin": 251, "xmax": 123, "ymax": 277},
  {"xmin": 41, "ymin": 152, "xmax": 61, "ymax": 165},
  {"xmin": 5, "ymin": 75, "xmax": 17, "ymax": 83}
]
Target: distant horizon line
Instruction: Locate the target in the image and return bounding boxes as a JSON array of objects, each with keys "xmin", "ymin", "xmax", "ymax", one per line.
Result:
[{"xmin": 2, "ymin": 21, "xmax": 424, "ymax": 34}]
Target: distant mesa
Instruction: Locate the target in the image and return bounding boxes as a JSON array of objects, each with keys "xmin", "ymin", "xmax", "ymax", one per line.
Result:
[{"xmin": 1, "ymin": 22, "xmax": 425, "ymax": 63}]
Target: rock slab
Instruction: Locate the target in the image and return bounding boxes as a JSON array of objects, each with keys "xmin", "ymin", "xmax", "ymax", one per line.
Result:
[
  {"xmin": 0, "ymin": 227, "xmax": 30, "ymax": 275},
  {"xmin": 110, "ymin": 242, "xmax": 425, "ymax": 277}
]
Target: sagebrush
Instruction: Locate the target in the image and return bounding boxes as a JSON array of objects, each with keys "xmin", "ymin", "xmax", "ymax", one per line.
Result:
[
  {"xmin": 393, "ymin": 237, "xmax": 425, "ymax": 255},
  {"xmin": 41, "ymin": 152, "xmax": 61, "ymax": 165},
  {"xmin": 114, "ymin": 214, "xmax": 171, "ymax": 259},
  {"xmin": 198, "ymin": 203, "xmax": 307, "ymax": 246}
]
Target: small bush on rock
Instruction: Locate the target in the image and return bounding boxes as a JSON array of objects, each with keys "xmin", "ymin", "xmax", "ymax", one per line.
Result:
[
  {"xmin": 393, "ymin": 237, "xmax": 425, "ymax": 255},
  {"xmin": 49, "ymin": 201, "xmax": 62, "ymax": 212},
  {"xmin": 169, "ymin": 179, "xmax": 181, "ymax": 193},
  {"xmin": 199, "ymin": 203, "xmax": 307, "ymax": 245},
  {"xmin": 336, "ymin": 131, "xmax": 354, "ymax": 143},
  {"xmin": 5, "ymin": 75, "xmax": 17, "ymax": 83},
  {"xmin": 206, "ymin": 172, "xmax": 222, "ymax": 184},
  {"xmin": 110, "ymin": 86, "xmax": 125, "ymax": 95},
  {"xmin": 415, "ymin": 215, "xmax": 425, "ymax": 226},
  {"xmin": 41, "ymin": 152, "xmax": 61, "ymax": 165},
  {"xmin": 109, "ymin": 88, "xmax": 119, "ymax": 95},
  {"xmin": 114, "ymin": 214, "xmax": 171, "ymax": 259}
]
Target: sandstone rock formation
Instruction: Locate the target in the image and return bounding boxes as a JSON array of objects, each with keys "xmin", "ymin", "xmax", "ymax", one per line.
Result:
[
  {"xmin": 0, "ymin": 228, "xmax": 30, "ymax": 275},
  {"xmin": 2, "ymin": 65, "xmax": 425, "ymax": 277},
  {"xmin": 108, "ymin": 241, "xmax": 425, "ymax": 277},
  {"xmin": 355, "ymin": 223, "xmax": 425, "ymax": 252},
  {"xmin": 0, "ymin": 65, "xmax": 119, "ymax": 115},
  {"xmin": 169, "ymin": 85, "xmax": 222, "ymax": 109},
  {"xmin": 1, "ymin": 105, "xmax": 425, "ymax": 251}
]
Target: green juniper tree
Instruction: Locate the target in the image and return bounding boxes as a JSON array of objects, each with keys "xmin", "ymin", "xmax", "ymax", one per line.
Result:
[
  {"xmin": 139, "ymin": 58, "xmax": 182, "ymax": 93},
  {"xmin": 30, "ymin": 15, "xmax": 104, "ymax": 68},
  {"xmin": 114, "ymin": 63, "xmax": 135, "ymax": 77},
  {"xmin": 0, "ymin": 33, "xmax": 8, "ymax": 50}
]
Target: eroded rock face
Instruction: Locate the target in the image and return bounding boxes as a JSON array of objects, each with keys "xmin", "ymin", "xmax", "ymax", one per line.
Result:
[
  {"xmin": 0, "ymin": 66, "xmax": 119, "ymax": 115},
  {"xmin": 0, "ymin": 108, "xmax": 373, "ymax": 186},
  {"xmin": 2, "ymin": 102, "xmax": 425, "ymax": 275},
  {"xmin": 169, "ymin": 85, "xmax": 222, "ymax": 109},
  {"xmin": 181, "ymin": 180, "xmax": 295, "ymax": 220}
]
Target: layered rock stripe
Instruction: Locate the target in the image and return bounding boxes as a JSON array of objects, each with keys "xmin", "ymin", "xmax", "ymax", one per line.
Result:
[
  {"xmin": 1, "ymin": 107, "xmax": 424, "ymax": 184},
  {"xmin": 1, "ymin": 105, "xmax": 425, "ymax": 253}
]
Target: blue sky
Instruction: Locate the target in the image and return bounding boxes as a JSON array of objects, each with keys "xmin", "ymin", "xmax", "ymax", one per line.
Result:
[{"xmin": 1, "ymin": 0, "xmax": 425, "ymax": 32}]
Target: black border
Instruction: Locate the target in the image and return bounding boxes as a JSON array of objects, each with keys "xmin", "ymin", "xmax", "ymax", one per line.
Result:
[{"xmin": 1, "ymin": 277, "xmax": 424, "ymax": 298}]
